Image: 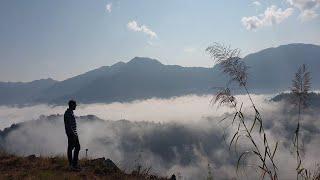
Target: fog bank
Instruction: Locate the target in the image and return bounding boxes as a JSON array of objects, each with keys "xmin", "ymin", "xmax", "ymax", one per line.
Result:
[{"xmin": 0, "ymin": 94, "xmax": 319, "ymax": 179}]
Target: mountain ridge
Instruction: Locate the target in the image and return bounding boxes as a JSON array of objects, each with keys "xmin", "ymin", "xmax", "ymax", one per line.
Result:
[
  {"xmin": 2, "ymin": 43, "xmax": 318, "ymax": 84},
  {"xmin": 0, "ymin": 43, "xmax": 320, "ymax": 105}
]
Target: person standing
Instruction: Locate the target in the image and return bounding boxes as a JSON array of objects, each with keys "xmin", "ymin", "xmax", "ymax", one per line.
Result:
[{"xmin": 64, "ymin": 100, "xmax": 81, "ymax": 171}]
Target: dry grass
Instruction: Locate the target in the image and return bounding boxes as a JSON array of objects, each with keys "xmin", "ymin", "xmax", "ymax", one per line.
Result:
[
  {"xmin": 207, "ymin": 43, "xmax": 278, "ymax": 180},
  {"xmin": 301, "ymin": 164, "xmax": 320, "ymax": 180},
  {"xmin": 291, "ymin": 64, "xmax": 312, "ymax": 179},
  {"xmin": 0, "ymin": 151, "xmax": 167, "ymax": 180},
  {"xmin": 206, "ymin": 43, "xmax": 320, "ymax": 180}
]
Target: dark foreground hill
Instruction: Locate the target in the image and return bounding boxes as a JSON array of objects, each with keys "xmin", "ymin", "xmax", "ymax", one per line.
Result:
[
  {"xmin": 1, "ymin": 43, "xmax": 320, "ymax": 105},
  {"xmin": 0, "ymin": 151, "xmax": 168, "ymax": 180},
  {"xmin": 272, "ymin": 92, "xmax": 320, "ymax": 109}
]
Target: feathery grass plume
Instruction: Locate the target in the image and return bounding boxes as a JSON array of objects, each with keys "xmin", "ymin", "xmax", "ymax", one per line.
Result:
[
  {"xmin": 291, "ymin": 64, "xmax": 312, "ymax": 180},
  {"xmin": 212, "ymin": 88, "xmax": 237, "ymax": 107},
  {"xmin": 206, "ymin": 43, "xmax": 278, "ymax": 180},
  {"xmin": 206, "ymin": 43, "xmax": 248, "ymax": 86},
  {"xmin": 291, "ymin": 64, "xmax": 311, "ymax": 108},
  {"xmin": 300, "ymin": 164, "xmax": 320, "ymax": 180}
]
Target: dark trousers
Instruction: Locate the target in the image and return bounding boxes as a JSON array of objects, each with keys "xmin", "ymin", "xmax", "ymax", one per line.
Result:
[{"xmin": 67, "ymin": 136, "xmax": 80, "ymax": 166}]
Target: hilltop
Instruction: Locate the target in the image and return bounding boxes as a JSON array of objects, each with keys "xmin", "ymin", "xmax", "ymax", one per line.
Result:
[{"xmin": 0, "ymin": 151, "xmax": 168, "ymax": 180}]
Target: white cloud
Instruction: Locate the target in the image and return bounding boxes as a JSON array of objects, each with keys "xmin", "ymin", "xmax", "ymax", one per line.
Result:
[
  {"xmin": 242, "ymin": 16, "xmax": 262, "ymax": 30},
  {"xmin": 242, "ymin": 5, "xmax": 294, "ymax": 30},
  {"xmin": 106, "ymin": 3, "xmax": 112, "ymax": 13},
  {"xmin": 252, "ymin": 1, "xmax": 261, "ymax": 6},
  {"xmin": 286, "ymin": 0, "xmax": 320, "ymax": 20},
  {"xmin": 287, "ymin": 0, "xmax": 319, "ymax": 10},
  {"xmin": 0, "ymin": 94, "xmax": 274, "ymax": 130},
  {"xmin": 127, "ymin": 20, "xmax": 157, "ymax": 39},
  {"xmin": 299, "ymin": 9, "xmax": 319, "ymax": 20}
]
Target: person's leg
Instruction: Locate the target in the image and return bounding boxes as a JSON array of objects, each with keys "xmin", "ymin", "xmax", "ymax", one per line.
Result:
[
  {"xmin": 73, "ymin": 137, "xmax": 81, "ymax": 167},
  {"xmin": 67, "ymin": 137, "xmax": 75, "ymax": 166}
]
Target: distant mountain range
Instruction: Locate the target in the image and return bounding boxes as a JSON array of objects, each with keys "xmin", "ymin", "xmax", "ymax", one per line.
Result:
[
  {"xmin": 1, "ymin": 43, "xmax": 320, "ymax": 105},
  {"xmin": 0, "ymin": 79, "xmax": 57, "ymax": 105}
]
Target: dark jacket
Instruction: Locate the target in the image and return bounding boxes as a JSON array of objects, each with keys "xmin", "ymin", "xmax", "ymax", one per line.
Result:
[{"xmin": 64, "ymin": 108, "xmax": 78, "ymax": 137}]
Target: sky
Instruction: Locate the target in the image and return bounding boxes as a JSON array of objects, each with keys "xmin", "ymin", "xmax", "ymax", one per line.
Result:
[{"xmin": 0, "ymin": 0, "xmax": 319, "ymax": 82}]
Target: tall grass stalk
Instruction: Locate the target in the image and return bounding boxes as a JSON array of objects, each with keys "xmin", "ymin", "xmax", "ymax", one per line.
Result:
[
  {"xmin": 291, "ymin": 64, "xmax": 311, "ymax": 179},
  {"xmin": 206, "ymin": 43, "xmax": 278, "ymax": 180}
]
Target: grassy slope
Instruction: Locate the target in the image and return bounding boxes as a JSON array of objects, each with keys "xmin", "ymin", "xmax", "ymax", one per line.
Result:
[{"xmin": 0, "ymin": 152, "xmax": 168, "ymax": 180}]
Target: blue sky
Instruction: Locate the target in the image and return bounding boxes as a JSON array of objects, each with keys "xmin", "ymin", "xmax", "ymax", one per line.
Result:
[{"xmin": 0, "ymin": 0, "xmax": 319, "ymax": 82}]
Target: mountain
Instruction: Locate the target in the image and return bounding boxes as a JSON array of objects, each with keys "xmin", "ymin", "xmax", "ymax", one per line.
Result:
[
  {"xmin": 51, "ymin": 57, "xmax": 217, "ymax": 103},
  {"xmin": 31, "ymin": 57, "xmax": 217, "ymax": 104},
  {"xmin": 35, "ymin": 62, "xmax": 126, "ymax": 103},
  {"xmin": 243, "ymin": 43, "xmax": 320, "ymax": 92},
  {"xmin": 0, "ymin": 78, "xmax": 57, "ymax": 105},
  {"xmin": 0, "ymin": 43, "xmax": 320, "ymax": 105}
]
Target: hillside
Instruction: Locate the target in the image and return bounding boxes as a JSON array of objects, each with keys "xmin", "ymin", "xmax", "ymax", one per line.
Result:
[
  {"xmin": 57, "ymin": 57, "xmax": 217, "ymax": 104},
  {"xmin": 271, "ymin": 92, "xmax": 320, "ymax": 108},
  {"xmin": 243, "ymin": 43, "xmax": 320, "ymax": 92},
  {"xmin": 0, "ymin": 78, "xmax": 57, "ymax": 105},
  {"xmin": 0, "ymin": 152, "xmax": 168, "ymax": 180}
]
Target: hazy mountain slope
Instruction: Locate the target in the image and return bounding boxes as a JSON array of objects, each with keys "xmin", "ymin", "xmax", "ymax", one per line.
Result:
[
  {"xmin": 63, "ymin": 43, "xmax": 320, "ymax": 103},
  {"xmin": 0, "ymin": 43, "xmax": 320, "ymax": 105},
  {"xmin": 243, "ymin": 43, "xmax": 320, "ymax": 92},
  {"xmin": 0, "ymin": 78, "xmax": 57, "ymax": 105},
  {"xmin": 54, "ymin": 57, "xmax": 218, "ymax": 103},
  {"xmin": 34, "ymin": 62, "xmax": 126, "ymax": 103}
]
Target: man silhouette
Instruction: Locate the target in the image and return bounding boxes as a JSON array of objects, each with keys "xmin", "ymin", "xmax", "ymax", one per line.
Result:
[{"xmin": 64, "ymin": 100, "xmax": 81, "ymax": 171}]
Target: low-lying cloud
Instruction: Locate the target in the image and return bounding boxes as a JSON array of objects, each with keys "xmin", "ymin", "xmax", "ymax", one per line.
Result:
[
  {"xmin": 0, "ymin": 94, "xmax": 319, "ymax": 179},
  {"xmin": 0, "ymin": 95, "xmax": 231, "ymax": 130}
]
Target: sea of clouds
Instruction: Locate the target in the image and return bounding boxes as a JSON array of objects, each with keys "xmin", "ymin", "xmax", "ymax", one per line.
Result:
[{"xmin": 0, "ymin": 94, "xmax": 319, "ymax": 180}]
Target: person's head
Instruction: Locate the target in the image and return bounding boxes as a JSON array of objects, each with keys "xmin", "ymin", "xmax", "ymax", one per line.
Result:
[{"xmin": 68, "ymin": 100, "xmax": 77, "ymax": 110}]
